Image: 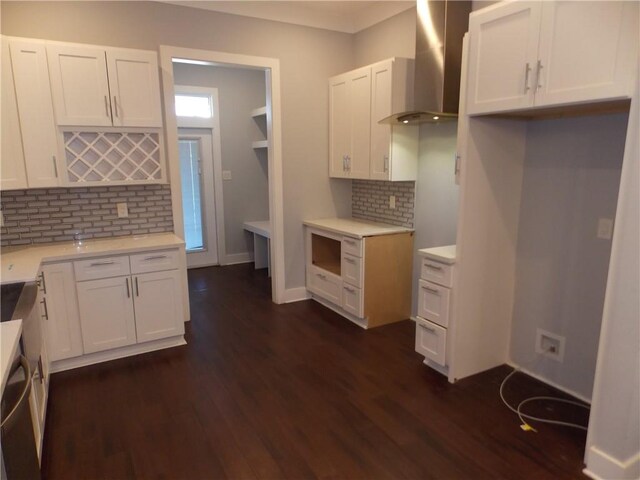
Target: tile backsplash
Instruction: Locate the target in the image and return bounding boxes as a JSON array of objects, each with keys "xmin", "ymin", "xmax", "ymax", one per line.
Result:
[
  {"xmin": 352, "ymin": 180, "xmax": 415, "ymax": 228},
  {"xmin": 1, "ymin": 185, "xmax": 173, "ymax": 247}
]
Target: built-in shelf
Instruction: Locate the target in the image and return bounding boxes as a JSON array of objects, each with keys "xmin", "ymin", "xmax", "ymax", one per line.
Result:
[
  {"xmin": 252, "ymin": 140, "xmax": 268, "ymax": 149},
  {"xmin": 251, "ymin": 106, "xmax": 267, "ymax": 118}
]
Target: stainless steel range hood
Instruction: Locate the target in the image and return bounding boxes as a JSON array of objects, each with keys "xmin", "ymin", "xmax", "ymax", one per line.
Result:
[{"xmin": 381, "ymin": 0, "xmax": 471, "ymax": 125}]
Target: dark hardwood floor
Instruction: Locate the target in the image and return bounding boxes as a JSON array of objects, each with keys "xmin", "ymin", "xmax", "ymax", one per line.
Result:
[{"xmin": 42, "ymin": 264, "xmax": 589, "ymax": 479}]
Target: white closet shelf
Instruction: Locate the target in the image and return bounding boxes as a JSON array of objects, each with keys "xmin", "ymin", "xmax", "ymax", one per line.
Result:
[
  {"xmin": 251, "ymin": 106, "xmax": 267, "ymax": 118},
  {"xmin": 252, "ymin": 140, "xmax": 268, "ymax": 149}
]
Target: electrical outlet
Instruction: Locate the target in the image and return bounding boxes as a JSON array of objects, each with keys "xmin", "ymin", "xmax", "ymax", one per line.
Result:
[
  {"xmin": 222, "ymin": 170, "xmax": 232, "ymax": 180},
  {"xmin": 389, "ymin": 195, "xmax": 396, "ymax": 209},
  {"xmin": 535, "ymin": 328, "xmax": 565, "ymax": 362},
  {"xmin": 597, "ymin": 218, "xmax": 614, "ymax": 240},
  {"xmin": 116, "ymin": 202, "xmax": 129, "ymax": 218}
]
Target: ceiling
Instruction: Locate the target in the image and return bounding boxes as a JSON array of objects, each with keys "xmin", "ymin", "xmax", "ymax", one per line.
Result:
[{"xmin": 159, "ymin": 1, "xmax": 415, "ymax": 33}]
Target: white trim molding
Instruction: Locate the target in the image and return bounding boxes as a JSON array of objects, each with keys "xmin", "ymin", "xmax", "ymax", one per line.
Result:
[
  {"xmin": 160, "ymin": 45, "xmax": 286, "ymax": 304},
  {"xmin": 584, "ymin": 448, "xmax": 640, "ymax": 480}
]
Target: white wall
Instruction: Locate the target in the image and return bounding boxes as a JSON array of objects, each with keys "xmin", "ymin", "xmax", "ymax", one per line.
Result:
[
  {"xmin": 173, "ymin": 63, "xmax": 268, "ymax": 258},
  {"xmin": 1, "ymin": 0, "xmax": 354, "ymax": 290},
  {"xmin": 509, "ymin": 113, "xmax": 628, "ymax": 400}
]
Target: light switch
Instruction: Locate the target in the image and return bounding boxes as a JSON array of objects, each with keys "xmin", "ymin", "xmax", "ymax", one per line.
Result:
[
  {"xmin": 117, "ymin": 202, "xmax": 129, "ymax": 218},
  {"xmin": 389, "ymin": 195, "xmax": 396, "ymax": 209},
  {"xmin": 222, "ymin": 170, "xmax": 232, "ymax": 180},
  {"xmin": 597, "ymin": 218, "xmax": 613, "ymax": 240}
]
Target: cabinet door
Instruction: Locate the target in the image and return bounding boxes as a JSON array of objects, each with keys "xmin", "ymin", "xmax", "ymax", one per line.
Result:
[
  {"xmin": 47, "ymin": 44, "xmax": 112, "ymax": 126},
  {"xmin": 1, "ymin": 37, "xmax": 27, "ymax": 190},
  {"xmin": 535, "ymin": 1, "xmax": 639, "ymax": 107},
  {"xmin": 76, "ymin": 276, "xmax": 137, "ymax": 354},
  {"xmin": 329, "ymin": 73, "xmax": 350, "ymax": 178},
  {"xmin": 106, "ymin": 48, "xmax": 162, "ymax": 127},
  {"xmin": 41, "ymin": 263, "xmax": 84, "ymax": 361},
  {"xmin": 348, "ymin": 67, "xmax": 371, "ymax": 179},
  {"xmin": 10, "ymin": 40, "xmax": 60, "ymax": 188},
  {"xmin": 132, "ymin": 270, "xmax": 185, "ymax": 343},
  {"xmin": 370, "ymin": 60, "xmax": 393, "ymax": 180},
  {"xmin": 467, "ymin": 2, "xmax": 542, "ymax": 115}
]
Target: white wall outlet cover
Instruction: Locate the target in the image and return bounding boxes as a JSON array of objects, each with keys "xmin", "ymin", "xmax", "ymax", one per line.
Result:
[
  {"xmin": 597, "ymin": 218, "xmax": 614, "ymax": 240},
  {"xmin": 116, "ymin": 202, "xmax": 129, "ymax": 218},
  {"xmin": 222, "ymin": 170, "xmax": 232, "ymax": 180},
  {"xmin": 389, "ymin": 195, "xmax": 396, "ymax": 209},
  {"xmin": 535, "ymin": 328, "xmax": 565, "ymax": 362}
]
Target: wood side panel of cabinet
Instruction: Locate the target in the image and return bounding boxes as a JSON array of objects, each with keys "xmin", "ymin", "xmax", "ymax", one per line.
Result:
[{"xmin": 363, "ymin": 232, "xmax": 413, "ymax": 327}]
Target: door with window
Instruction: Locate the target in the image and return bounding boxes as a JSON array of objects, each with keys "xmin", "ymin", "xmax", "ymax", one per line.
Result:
[{"xmin": 175, "ymin": 88, "xmax": 220, "ymax": 268}]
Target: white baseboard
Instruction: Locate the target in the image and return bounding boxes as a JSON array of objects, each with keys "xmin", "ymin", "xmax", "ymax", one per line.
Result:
[
  {"xmin": 222, "ymin": 252, "xmax": 252, "ymax": 265},
  {"xmin": 280, "ymin": 287, "xmax": 311, "ymax": 303},
  {"xmin": 584, "ymin": 447, "xmax": 640, "ymax": 480},
  {"xmin": 51, "ymin": 336, "xmax": 187, "ymax": 373},
  {"xmin": 507, "ymin": 360, "xmax": 592, "ymax": 404}
]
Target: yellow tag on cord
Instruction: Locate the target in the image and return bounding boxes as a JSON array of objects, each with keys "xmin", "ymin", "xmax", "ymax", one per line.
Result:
[{"xmin": 520, "ymin": 424, "xmax": 537, "ymax": 432}]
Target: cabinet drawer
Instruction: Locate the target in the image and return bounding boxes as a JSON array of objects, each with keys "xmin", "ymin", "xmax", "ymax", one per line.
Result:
[
  {"xmin": 342, "ymin": 236, "xmax": 363, "ymax": 257},
  {"xmin": 130, "ymin": 249, "xmax": 180, "ymax": 274},
  {"xmin": 341, "ymin": 253, "xmax": 362, "ymax": 288},
  {"xmin": 420, "ymin": 258, "xmax": 453, "ymax": 287},
  {"xmin": 307, "ymin": 267, "xmax": 342, "ymax": 306},
  {"xmin": 415, "ymin": 317, "xmax": 447, "ymax": 366},
  {"xmin": 342, "ymin": 284, "xmax": 363, "ymax": 318},
  {"xmin": 74, "ymin": 255, "xmax": 130, "ymax": 281},
  {"xmin": 417, "ymin": 280, "xmax": 451, "ymax": 328}
]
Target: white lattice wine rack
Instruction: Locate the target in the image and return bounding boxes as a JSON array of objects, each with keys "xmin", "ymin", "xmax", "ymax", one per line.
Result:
[{"xmin": 63, "ymin": 132, "xmax": 163, "ymax": 184}]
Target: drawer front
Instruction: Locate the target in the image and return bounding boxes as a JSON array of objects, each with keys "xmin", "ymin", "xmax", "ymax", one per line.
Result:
[
  {"xmin": 74, "ymin": 255, "xmax": 130, "ymax": 281},
  {"xmin": 307, "ymin": 267, "xmax": 342, "ymax": 306},
  {"xmin": 342, "ymin": 284, "xmax": 363, "ymax": 318},
  {"xmin": 342, "ymin": 236, "xmax": 363, "ymax": 257},
  {"xmin": 417, "ymin": 279, "xmax": 451, "ymax": 328},
  {"xmin": 420, "ymin": 258, "xmax": 453, "ymax": 287},
  {"xmin": 341, "ymin": 253, "xmax": 362, "ymax": 288},
  {"xmin": 415, "ymin": 317, "xmax": 447, "ymax": 366},
  {"xmin": 130, "ymin": 248, "xmax": 180, "ymax": 274}
]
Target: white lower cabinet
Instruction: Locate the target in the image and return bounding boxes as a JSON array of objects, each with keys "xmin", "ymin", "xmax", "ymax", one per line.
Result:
[
  {"xmin": 415, "ymin": 246, "xmax": 456, "ymax": 371},
  {"xmin": 133, "ymin": 269, "xmax": 184, "ymax": 343},
  {"xmin": 77, "ymin": 276, "xmax": 137, "ymax": 354},
  {"xmin": 342, "ymin": 284, "xmax": 363, "ymax": 317}
]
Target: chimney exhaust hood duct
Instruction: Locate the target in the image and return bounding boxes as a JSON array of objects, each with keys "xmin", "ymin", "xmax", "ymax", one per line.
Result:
[{"xmin": 381, "ymin": 0, "xmax": 471, "ymax": 125}]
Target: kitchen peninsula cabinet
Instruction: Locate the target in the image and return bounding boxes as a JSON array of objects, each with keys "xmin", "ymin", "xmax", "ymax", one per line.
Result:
[
  {"xmin": 304, "ymin": 218, "xmax": 413, "ymax": 328},
  {"xmin": 467, "ymin": 1, "xmax": 638, "ymax": 115}
]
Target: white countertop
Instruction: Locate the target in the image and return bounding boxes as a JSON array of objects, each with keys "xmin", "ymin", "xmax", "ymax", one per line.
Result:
[
  {"xmin": 1, "ymin": 319, "xmax": 22, "ymax": 392},
  {"xmin": 304, "ymin": 218, "xmax": 412, "ymax": 238},
  {"xmin": 1, "ymin": 233, "xmax": 184, "ymax": 285},
  {"xmin": 418, "ymin": 245, "xmax": 456, "ymax": 264}
]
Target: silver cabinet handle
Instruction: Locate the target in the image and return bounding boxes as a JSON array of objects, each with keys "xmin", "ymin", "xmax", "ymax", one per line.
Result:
[
  {"xmin": 37, "ymin": 357, "xmax": 44, "ymax": 384},
  {"xmin": 347, "ymin": 155, "xmax": 351, "ymax": 172},
  {"xmin": 113, "ymin": 96, "xmax": 119, "ymax": 117},
  {"xmin": 342, "ymin": 154, "xmax": 347, "ymax": 171},
  {"xmin": 425, "ymin": 263, "xmax": 443, "ymax": 271},
  {"xmin": 38, "ymin": 272, "xmax": 47, "ymax": 294},
  {"xmin": 135, "ymin": 277, "xmax": 139, "ymax": 297},
  {"xmin": 344, "ymin": 286, "xmax": 355, "ymax": 294},
  {"xmin": 536, "ymin": 60, "xmax": 543, "ymax": 90},
  {"xmin": 104, "ymin": 95, "xmax": 110, "ymax": 118},
  {"xmin": 419, "ymin": 323, "xmax": 436, "ymax": 333},
  {"xmin": 90, "ymin": 261, "xmax": 115, "ymax": 266},
  {"xmin": 383, "ymin": 154, "xmax": 389, "ymax": 173},
  {"xmin": 52, "ymin": 155, "xmax": 58, "ymax": 178},
  {"xmin": 144, "ymin": 255, "xmax": 167, "ymax": 261},
  {"xmin": 454, "ymin": 153, "xmax": 461, "ymax": 177},
  {"xmin": 343, "ymin": 257, "xmax": 356, "ymax": 264},
  {"xmin": 343, "ymin": 238, "xmax": 356, "ymax": 245},
  {"xmin": 524, "ymin": 62, "xmax": 531, "ymax": 92},
  {"xmin": 316, "ymin": 273, "xmax": 326, "ymax": 280},
  {"xmin": 40, "ymin": 298, "xmax": 49, "ymax": 320},
  {"xmin": 126, "ymin": 277, "xmax": 130, "ymax": 298},
  {"xmin": 422, "ymin": 285, "xmax": 440, "ymax": 295}
]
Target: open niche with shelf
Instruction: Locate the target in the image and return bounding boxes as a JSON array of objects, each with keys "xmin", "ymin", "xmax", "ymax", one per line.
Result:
[{"xmin": 311, "ymin": 233, "xmax": 341, "ymax": 276}]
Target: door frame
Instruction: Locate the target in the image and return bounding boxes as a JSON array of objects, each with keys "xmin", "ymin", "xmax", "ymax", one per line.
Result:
[
  {"xmin": 160, "ymin": 45, "xmax": 285, "ymax": 304},
  {"xmin": 175, "ymin": 84, "xmax": 225, "ymax": 268}
]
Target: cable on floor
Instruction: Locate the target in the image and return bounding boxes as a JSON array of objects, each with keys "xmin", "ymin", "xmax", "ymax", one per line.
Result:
[{"xmin": 499, "ymin": 368, "xmax": 590, "ymax": 432}]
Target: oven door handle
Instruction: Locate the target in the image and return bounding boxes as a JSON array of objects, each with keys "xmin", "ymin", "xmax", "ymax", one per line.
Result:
[{"xmin": 0, "ymin": 355, "xmax": 32, "ymax": 430}]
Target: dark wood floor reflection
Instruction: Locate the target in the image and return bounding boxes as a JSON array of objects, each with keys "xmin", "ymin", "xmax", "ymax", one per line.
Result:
[{"xmin": 42, "ymin": 264, "xmax": 588, "ymax": 479}]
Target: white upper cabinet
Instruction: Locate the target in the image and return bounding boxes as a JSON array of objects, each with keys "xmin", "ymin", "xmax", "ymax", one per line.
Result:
[
  {"xmin": 329, "ymin": 57, "xmax": 417, "ymax": 181},
  {"xmin": 467, "ymin": 1, "xmax": 639, "ymax": 115},
  {"xmin": 1, "ymin": 37, "xmax": 27, "ymax": 191},
  {"xmin": 47, "ymin": 43, "xmax": 162, "ymax": 127},
  {"xmin": 106, "ymin": 48, "xmax": 163, "ymax": 127},
  {"xmin": 10, "ymin": 40, "xmax": 60, "ymax": 188}
]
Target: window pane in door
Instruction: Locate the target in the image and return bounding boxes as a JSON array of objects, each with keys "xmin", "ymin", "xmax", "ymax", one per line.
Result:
[
  {"xmin": 175, "ymin": 95, "xmax": 212, "ymax": 118},
  {"xmin": 179, "ymin": 139, "xmax": 204, "ymax": 251}
]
